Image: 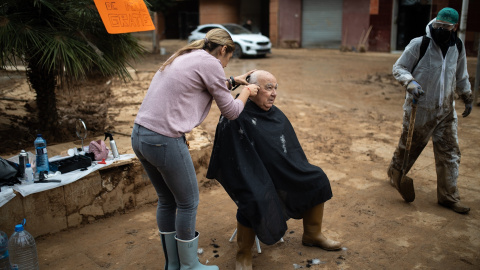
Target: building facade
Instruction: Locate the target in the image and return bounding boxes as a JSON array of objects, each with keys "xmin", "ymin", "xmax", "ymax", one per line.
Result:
[{"xmin": 161, "ymin": 0, "xmax": 479, "ymax": 56}]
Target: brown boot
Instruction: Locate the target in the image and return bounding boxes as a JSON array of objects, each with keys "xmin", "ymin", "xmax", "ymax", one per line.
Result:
[
  {"xmin": 438, "ymin": 201, "xmax": 470, "ymax": 214},
  {"xmin": 302, "ymin": 203, "xmax": 342, "ymax": 251},
  {"xmin": 236, "ymin": 222, "xmax": 255, "ymax": 270}
]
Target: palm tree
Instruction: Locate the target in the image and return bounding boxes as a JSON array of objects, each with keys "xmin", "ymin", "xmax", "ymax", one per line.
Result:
[{"xmin": 0, "ymin": 0, "xmax": 147, "ymax": 140}]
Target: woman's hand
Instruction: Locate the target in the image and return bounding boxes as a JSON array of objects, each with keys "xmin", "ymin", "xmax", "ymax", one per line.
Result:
[
  {"xmin": 236, "ymin": 83, "xmax": 259, "ymax": 105},
  {"xmin": 243, "ymin": 84, "xmax": 259, "ymax": 97},
  {"xmin": 235, "ymin": 70, "xmax": 257, "ymax": 85}
]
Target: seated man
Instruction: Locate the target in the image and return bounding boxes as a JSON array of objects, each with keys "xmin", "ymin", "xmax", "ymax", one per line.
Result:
[{"xmin": 206, "ymin": 70, "xmax": 342, "ymax": 270}]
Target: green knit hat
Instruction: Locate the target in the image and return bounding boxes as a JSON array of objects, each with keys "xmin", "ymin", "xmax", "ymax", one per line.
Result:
[{"xmin": 436, "ymin": 7, "xmax": 459, "ymax": 24}]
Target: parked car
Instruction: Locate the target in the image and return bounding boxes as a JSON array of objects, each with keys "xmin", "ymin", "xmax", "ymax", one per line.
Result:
[{"xmin": 187, "ymin": 23, "xmax": 271, "ymax": 58}]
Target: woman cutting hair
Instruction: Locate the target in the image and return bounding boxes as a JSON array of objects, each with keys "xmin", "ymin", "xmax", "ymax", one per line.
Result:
[{"xmin": 131, "ymin": 28, "xmax": 259, "ymax": 270}]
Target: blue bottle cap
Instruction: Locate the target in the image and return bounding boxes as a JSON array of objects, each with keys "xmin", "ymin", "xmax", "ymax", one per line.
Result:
[
  {"xmin": 26, "ymin": 163, "xmax": 31, "ymax": 168},
  {"xmin": 37, "ymin": 134, "xmax": 42, "ymax": 137},
  {"xmin": 14, "ymin": 224, "xmax": 24, "ymax": 232}
]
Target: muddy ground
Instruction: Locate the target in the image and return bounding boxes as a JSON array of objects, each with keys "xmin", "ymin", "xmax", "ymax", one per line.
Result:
[{"xmin": 1, "ymin": 40, "xmax": 479, "ymax": 269}]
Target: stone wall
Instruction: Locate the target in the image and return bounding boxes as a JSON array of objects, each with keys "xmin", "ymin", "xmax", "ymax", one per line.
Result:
[{"xmin": 0, "ymin": 159, "xmax": 158, "ymax": 237}]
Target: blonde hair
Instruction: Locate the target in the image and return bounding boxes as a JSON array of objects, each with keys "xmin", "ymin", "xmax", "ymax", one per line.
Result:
[{"xmin": 160, "ymin": 28, "xmax": 235, "ymax": 71}]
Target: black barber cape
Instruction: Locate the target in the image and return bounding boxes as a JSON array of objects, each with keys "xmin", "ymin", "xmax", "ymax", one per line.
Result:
[{"xmin": 206, "ymin": 100, "xmax": 332, "ymax": 245}]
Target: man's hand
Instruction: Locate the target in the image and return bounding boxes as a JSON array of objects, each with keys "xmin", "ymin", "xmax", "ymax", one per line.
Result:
[
  {"xmin": 462, "ymin": 102, "xmax": 472, "ymax": 118},
  {"xmin": 406, "ymin": 81, "xmax": 425, "ymax": 99}
]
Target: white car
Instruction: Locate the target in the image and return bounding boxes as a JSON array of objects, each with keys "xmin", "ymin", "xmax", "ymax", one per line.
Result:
[{"xmin": 187, "ymin": 23, "xmax": 272, "ymax": 58}]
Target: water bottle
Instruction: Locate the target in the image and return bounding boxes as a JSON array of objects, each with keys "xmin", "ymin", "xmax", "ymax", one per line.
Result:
[
  {"xmin": 34, "ymin": 134, "xmax": 49, "ymax": 176},
  {"xmin": 24, "ymin": 164, "xmax": 34, "ymax": 185},
  {"xmin": 8, "ymin": 220, "xmax": 39, "ymax": 270},
  {"xmin": 0, "ymin": 230, "xmax": 10, "ymax": 270}
]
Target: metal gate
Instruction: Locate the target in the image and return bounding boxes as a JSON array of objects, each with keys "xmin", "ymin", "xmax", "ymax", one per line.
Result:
[{"xmin": 302, "ymin": 0, "xmax": 343, "ymax": 48}]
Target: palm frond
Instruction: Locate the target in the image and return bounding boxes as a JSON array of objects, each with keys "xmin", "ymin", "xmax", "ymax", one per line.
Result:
[{"xmin": 1, "ymin": 0, "xmax": 147, "ymax": 82}]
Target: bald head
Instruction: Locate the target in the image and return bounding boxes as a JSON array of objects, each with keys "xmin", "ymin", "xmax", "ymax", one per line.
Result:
[{"xmin": 248, "ymin": 70, "xmax": 278, "ymax": 111}]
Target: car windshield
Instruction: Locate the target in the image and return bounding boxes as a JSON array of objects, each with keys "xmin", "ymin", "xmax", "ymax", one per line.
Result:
[{"xmin": 222, "ymin": 24, "xmax": 251, "ymax": 35}]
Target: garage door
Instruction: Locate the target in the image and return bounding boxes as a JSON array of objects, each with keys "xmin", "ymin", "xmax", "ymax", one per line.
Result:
[{"xmin": 302, "ymin": 0, "xmax": 343, "ymax": 48}]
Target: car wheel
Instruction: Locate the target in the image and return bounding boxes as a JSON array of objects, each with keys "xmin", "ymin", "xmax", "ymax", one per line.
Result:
[{"xmin": 233, "ymin": 43, "xmax": 243, "ymax": 58}]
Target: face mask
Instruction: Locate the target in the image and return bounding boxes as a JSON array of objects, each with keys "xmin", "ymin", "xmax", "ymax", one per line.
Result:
[{"xmin": 431, "ymin": 27, "xmax": 452, "ymax": 44}]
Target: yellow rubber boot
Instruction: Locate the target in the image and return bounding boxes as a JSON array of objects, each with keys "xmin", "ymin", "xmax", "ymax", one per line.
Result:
[
  {"xmin": 235, "ymin": 222, "xmax": 255, "ymax": 270},
  {"xmin": 302, "ymin": 203, "xmax": 342, "ymax": 251}
]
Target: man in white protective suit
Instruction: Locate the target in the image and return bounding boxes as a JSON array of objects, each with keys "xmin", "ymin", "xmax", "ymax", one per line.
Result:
[{"xmin": 388, "ymin": 7, "xmax": 473, "ymax": 214}]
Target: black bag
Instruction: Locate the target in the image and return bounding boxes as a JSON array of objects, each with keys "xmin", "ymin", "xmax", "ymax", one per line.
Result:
[{"xmin": 0, "ymin": 157, "xmax": 20, "ymax": 187}]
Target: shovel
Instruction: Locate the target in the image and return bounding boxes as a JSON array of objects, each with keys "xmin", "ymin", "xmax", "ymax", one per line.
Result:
[{"xmin": 392, "ymin": 98, "xmax": 418, "ymax": 203}]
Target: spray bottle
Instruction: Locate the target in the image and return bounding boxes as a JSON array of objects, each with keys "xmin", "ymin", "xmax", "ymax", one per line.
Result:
[{"xmin": 104, "ymin": 132, "xmax": 120, "ymax": 159}]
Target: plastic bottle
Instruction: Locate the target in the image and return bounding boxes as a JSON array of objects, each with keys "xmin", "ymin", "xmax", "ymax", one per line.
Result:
[
  {"xmin": 8, "ymin": 220, "xmax": 39, "ymax": 270},
  {"xmin": 24, "ymin": 164, "xmax": 34, "ymax": 185},
  {"xmin": 34, "ymin": 134, "xmax": 49, "ymax": 176},
  {"xmin": 0, "ymin": 230, "xmax": 10, "ymax": 270}
]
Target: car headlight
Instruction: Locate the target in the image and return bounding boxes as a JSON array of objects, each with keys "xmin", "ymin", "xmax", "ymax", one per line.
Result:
[{"xmin": 240, "ymin": 39, "xmax": 253, "ymax": 44}]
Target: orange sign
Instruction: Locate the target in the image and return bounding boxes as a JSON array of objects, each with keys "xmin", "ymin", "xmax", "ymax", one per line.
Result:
[
  {"xmin": 370, "ymin": 0, "xmax": 379, "ymax": 15},
  {"xmin": 94, "ymin": 0, "xmax": 155, "ymax": 34}
]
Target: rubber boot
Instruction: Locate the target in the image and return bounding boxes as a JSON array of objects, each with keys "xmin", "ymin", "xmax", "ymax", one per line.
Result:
[
  {"xmin": 176, "ymin": 231, "xmax": 219, "ymax": 270},
  {"xmin": 159, "ymin": 231, "xmax": 180, "ymax": 270},
  {"xmin": 236, "ymin": 222, "xmax": 255, "ymax": 270},
  {"xmin": 302, "ymin": 203, "xmax": 342, "ymax": 251},
  {"xmin": 438, "ymin": 201, "xmax": 470, "ymax": 214}
]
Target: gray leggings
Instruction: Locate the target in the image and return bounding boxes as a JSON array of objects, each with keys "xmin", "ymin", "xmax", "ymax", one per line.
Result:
[{"xmin": 131, "ymin": 124, "xmax": 199, "ymax": 240}]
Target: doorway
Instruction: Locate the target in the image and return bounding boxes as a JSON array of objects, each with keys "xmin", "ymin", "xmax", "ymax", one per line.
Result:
[
  {"xmin": 239, "ymin": 0, "xmax": 270, "ymax": 36},
  {"xmin": 395, "ymin": 0, "xmax": 431, "ymax": 50},
  {"xmin": 164, "ymin": 0, "xmax": 199, "ymax": 39}
]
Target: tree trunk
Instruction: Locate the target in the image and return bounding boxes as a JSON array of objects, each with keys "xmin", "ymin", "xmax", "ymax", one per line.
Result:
[
  {"xmin": 26, "ymin": 56, "xmax": 59, "ymax": 140},
  {"xmin": 153, "ymin": 12, "xmax": 166, "ymax": 54}
]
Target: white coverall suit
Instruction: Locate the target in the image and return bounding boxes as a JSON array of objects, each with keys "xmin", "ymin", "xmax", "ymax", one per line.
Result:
[{"xmin": 388, "ymin": 20, "xmax": 472, "ymax": 205}]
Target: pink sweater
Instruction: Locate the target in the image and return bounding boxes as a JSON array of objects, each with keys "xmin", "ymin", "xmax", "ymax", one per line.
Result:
[{"xmin": 135, "ymin": 50, "xmax": 244, "ymax": 138}]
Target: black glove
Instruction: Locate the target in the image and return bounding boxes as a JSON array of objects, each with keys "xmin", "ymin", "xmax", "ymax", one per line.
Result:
[
  {"xmin": 406, "ymin": 81, "xmax": 424, "ymax": 99},
  {"xmin": 462, "ymin": 102, "xmax": 472, "ymax": 118}
]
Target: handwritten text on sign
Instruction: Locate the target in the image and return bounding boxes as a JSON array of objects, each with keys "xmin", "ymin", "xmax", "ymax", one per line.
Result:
[{"xmin": 94, "ymin": 0, "xmax": 155, "ymax": 34}]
